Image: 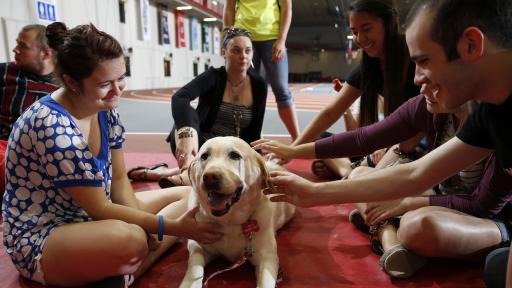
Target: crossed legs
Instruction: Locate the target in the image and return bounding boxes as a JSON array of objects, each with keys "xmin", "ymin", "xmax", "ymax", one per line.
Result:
[
  {"xmin": 40, "ymin": 186, "xmax": 191, "ymax": 286},
  {"xmin": 399, "ymin": 206, "xmax": 502, "ymax": 259}
]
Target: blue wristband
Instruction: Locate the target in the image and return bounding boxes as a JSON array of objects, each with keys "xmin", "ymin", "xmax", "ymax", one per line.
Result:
[{"xmin": 157, "ymin": 215, "xmax": 164, "ymax": 241}]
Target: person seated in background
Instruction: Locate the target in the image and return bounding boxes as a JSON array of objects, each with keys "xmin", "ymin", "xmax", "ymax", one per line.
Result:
[
  {"xmin": 257, "ymin": 0, "xmax": 512, "ymax": 285},
  {"xmin": 127, "ymin": 27, "xmax": 268, "ymax": 188},
  {"xmin": 224, "ymin": 0, "xmax": 300, "ymax": 141},
  {"xmin": 283, "ymin": 0, "xmax": 422, "ymax": 180},
  {"xmin": 0, "ymin": 24, "xmax": 58, "ymax": 197},
  {"xmin": 1, "ymin": 22, "xmax": 222, "ymax": 287}
]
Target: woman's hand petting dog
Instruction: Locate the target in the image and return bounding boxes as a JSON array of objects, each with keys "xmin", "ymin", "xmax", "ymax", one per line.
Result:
[
  {"xmin": 251, "ymin": 139, "xmax": 295, "ymax": 162},
  {"xmin": 364, "ymin": 198, "xmax": 413, "ymax": 225},
  {"xmin": 173, "ymin": 206, "xmax": 224, "ymax": 244},
  {"xmin": 265, "ymin": 170, "xmax": 320, "ymax": 207}
]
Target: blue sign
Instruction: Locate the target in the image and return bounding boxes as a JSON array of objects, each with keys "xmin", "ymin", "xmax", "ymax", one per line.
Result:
[
  {"xmin": 37, "ymin": 1, "xmax": 47, "ymax": 20},
  {"xmin": 47, "ymin": 4, "xmax": 56, "ymax": 21},
  {"xmin": 190, "ymin": 17, "xmax": 200, "ymax": 51},
  {"xmin": 162, "ymin": 13, "xmax": 170, "ymax": 45},
  {"xmin": 36, "ymin": 1, "xmax": 57, "ymax": 22}
]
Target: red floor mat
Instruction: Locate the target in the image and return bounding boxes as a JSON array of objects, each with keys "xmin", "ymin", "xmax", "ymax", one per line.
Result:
[{"xmin": 1, "ymin": 156, "xmax": 485, "ymax": 287}]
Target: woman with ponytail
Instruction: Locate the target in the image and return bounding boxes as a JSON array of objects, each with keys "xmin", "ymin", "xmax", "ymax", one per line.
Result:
[{"xmin": 1, "ymin": 22, "xmax": 222, "ymax": 287}]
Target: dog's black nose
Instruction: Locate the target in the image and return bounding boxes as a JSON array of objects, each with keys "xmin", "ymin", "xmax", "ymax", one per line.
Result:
[{"xmin": 203, "ymin": 172, "xmax": 220, "ymax": 189}]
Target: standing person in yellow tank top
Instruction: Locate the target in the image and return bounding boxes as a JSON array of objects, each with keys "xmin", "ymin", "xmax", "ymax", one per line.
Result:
[{"xmin": 224, "ymin": 0, "xmax": 300, "ymax": 141}]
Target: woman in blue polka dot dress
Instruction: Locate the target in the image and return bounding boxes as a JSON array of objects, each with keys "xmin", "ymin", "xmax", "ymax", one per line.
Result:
[{"xmin": 1, "ymin": 22, "xmax": 223, "ymax": 287}]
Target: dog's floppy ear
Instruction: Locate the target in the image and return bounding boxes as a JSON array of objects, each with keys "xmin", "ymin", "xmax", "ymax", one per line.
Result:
[
  {"xmin": 253, "ymin": 151, "xmax": 278, "ymax": 193},
  {"xmin": 188, "ymin": 158, "xmax": 198, "ymax": 188}
]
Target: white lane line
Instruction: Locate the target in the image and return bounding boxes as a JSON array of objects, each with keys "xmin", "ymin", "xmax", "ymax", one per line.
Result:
[{"xmin": 120, "ymin": 98, "xmax": 321, "ymax": 112}]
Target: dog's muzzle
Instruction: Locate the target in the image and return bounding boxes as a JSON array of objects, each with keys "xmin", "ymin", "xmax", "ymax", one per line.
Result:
[
  {"xmin": 207, "ymin": 186, "xmax": 243, "ymax": 217},
  {"xmin": 202, "ymin": 171, "xmax": 244, "ymax": 217}
]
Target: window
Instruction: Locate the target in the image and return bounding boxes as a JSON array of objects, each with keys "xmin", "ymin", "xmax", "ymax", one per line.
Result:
[
  {"xmin": 124, "ymin": 56, "xmax": 131, "ymax": 77},
  {"xmin": 164, "ymin": 59, "xmax": 171, "ymax": 77},
  {"xmin": 119, "ymin": 0, "xmax": 126, "ymax": 23}
]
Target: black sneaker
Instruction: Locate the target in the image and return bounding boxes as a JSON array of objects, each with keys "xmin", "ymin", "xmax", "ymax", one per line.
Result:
[
  {"xmin": 348, "ymin": 209, "xmax": 370, "ymax": 235},
  {"xmin": 89, "ymin": 274, "xmax": 133, "ymax": 288},
  {"xmin": 484, "ymin": 247, "xmax": 509, "ymax": 288}
]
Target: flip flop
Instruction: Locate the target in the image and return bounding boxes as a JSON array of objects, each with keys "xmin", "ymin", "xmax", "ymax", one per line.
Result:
[
  {"xmin": 158, "ymin": 174, "xmax": 185, "ymax": 188},
  {"xmin": 311, "ymin": 160, "xmax": 337, "ymax": 179},
  {"xmin": 127, "ymin": 163, "xmax": 168, "ymax": 181}
]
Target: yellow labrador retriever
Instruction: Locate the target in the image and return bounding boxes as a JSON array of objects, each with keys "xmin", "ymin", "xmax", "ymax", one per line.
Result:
[{"xmin": 180, "ymin": 136, "xmax": 295, "ymax": 288}]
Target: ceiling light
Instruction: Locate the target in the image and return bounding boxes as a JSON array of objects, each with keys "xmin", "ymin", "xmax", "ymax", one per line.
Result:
[
  {"xmin": 347, "ymin": 35, "xmax": 354, "ymax": 40},
  {"xmin": 334, "ymin": 23, "xmax": 338, "ymax": 28},
  {"xmin": 176, "ymin": 6, "xmax": 193, "ymax": 10},
  {"xmin": 212, "ymin": 0, "xmax": 218, "ymax": 5},
  {"xmin": 203, "ymin": 18, "xmax": 217, "ymax": 22}
]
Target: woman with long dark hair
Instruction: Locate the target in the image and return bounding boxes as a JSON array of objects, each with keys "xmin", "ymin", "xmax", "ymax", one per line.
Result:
[{"xmin": 290, "ymin": 0, "xmax": 420, "ymax": 179}]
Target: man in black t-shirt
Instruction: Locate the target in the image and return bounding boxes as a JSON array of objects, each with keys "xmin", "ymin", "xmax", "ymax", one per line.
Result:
[{"xmin": 260, "ymin": 0, "xmax": 512, "ymax": 283}]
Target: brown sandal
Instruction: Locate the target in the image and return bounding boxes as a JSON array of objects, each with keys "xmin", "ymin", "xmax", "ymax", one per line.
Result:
[
  {"xmin": 311, "ymin": 160, "xmax": 337, "ymax": 179},
  {"xmin": 127, "ymin": 163, "xmax": 168, "ymax": 181},
  {"xmin": 158, "ymin": 174, "xmax": 185, "ymax": 188}
]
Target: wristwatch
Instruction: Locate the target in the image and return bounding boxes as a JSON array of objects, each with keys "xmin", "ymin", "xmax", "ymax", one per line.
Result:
[{"xmin": 177, "ymin": 127, "xmax": 194, "ymax": 139}]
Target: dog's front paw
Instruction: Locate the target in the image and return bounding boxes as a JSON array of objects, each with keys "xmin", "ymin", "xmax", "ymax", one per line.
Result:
[{"xmin": 179, "ymin": 278, "xmax": 203, "ymax": 288}]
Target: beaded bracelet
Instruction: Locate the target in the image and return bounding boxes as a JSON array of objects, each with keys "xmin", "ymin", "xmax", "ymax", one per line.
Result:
[
  {"xmin": 158, "ymin": 215, "xmax": 164, "ymax": 241},
  {"xmin": 177, "ymin": 127, "xmax": 194, "ymax": 139}
]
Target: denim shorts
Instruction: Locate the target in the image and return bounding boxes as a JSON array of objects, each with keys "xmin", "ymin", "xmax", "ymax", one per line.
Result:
[{"xmin": 494, "ymin": 219, "xmax": 511, "ymax": 247}]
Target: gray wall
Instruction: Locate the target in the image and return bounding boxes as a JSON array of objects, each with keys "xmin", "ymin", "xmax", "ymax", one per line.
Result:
[{"xmin": 0, "ymin": 0, "xmax": 225, "ymax": 89}]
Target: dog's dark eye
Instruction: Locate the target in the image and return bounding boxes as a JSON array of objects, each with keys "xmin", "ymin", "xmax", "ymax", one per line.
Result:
[
  {"xmin": 200, "ymin": 152, "xmax": 209, "ymax": 161},
  {"xmin": 228, "ymin": 151, "xmax": 241, "ymax": 160}
]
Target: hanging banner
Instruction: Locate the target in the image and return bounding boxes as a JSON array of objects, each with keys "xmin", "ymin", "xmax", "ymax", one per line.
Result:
[
  {"xmin": 140, "ymin": 0, "xmax": 150, "ymax": 41},
  {"xmin": 176, "ymin": 11, "xmax": 187, "ymax": 48},
  {"xmin": 202, "ymin": 23, "xmax": 210, "ymax": 53},
  {"xmin": 158, "ymin": 5, "xmax": 170, "ymax": 45},
  {"xmin": 213, "ymin": 26, "xmax": 220, "ymax": 55},
  {"xmin": 190, "ymin": 17, "xmax": 200, "ymax": 51}
]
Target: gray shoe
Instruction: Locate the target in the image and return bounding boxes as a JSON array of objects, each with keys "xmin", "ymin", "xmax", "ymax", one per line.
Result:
[{"xmin": 379, "ymin": 244, "xmax": 426, "ymax": 278}]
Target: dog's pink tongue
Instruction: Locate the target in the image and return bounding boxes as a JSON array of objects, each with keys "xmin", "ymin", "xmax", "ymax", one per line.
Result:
[
  {"xmin": 209, "ymin": 193, "xmax": 231, "ymax": 211},
  {"xmin": 210, "ymin": 199, "xmax": 230, "ymax": 211}
]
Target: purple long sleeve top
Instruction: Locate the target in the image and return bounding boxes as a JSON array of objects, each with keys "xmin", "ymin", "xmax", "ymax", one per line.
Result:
[
  {"xmin": 315, "ymin": 95, "xmax": 512, "ymax": 219},
  {"xmin": 315, "ymin": 95, "xmax": 436, "ymax": 159}
]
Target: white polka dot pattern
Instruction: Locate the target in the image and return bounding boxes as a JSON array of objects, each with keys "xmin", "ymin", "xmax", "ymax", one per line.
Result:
[{"xmin": 1, "ymin": 96, "xmax": 125, "ymax": 279}]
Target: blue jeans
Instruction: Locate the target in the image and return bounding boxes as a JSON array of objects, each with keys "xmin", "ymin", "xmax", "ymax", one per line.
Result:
[{"xmin": 252, "ymin": 40, "xmax": 293, "ymax": 108}]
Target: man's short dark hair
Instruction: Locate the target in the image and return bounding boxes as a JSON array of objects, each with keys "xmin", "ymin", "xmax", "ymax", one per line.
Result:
[
  {"xmin": 405, "ymin": 0, "xmax": 512, "ymax": 61},
  {"xmin": 21, "ymin": 24, "xmax": 49, "ymax": 51}
]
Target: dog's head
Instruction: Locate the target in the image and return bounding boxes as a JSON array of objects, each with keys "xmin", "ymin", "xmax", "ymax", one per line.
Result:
[{"xmin": 189, "ymin": 137, "xmax": 269, "ymax": 218}]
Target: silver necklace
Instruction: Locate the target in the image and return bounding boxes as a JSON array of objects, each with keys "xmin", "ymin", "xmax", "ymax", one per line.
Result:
[
  {"xmin": 228, "ymin": 76, "xmax": 246, "ymax": 137},
  {"xmin": 227, "ymin": 76, "xmax": 246, "ymax": 104}
]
